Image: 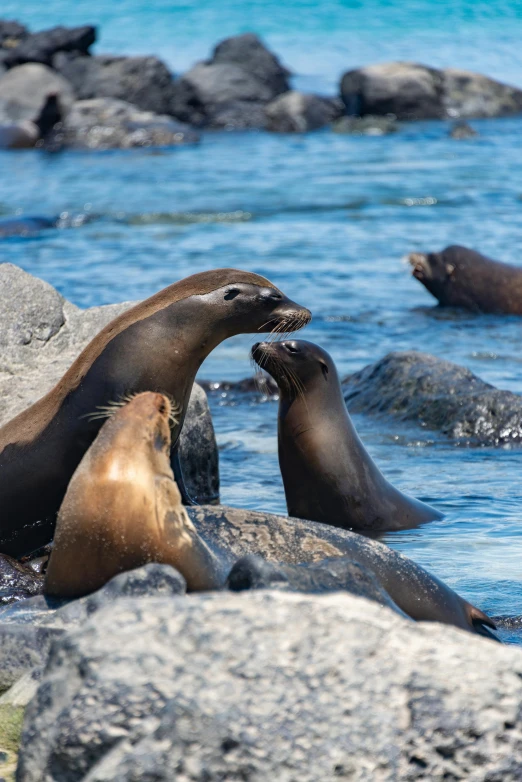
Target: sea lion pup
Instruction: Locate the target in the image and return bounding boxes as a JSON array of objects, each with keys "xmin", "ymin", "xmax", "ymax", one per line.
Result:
[
  {"xmin": 409, "ymin": 245, "xmax": 522, "ymax": 313},
  {"xmin": 0, "ymin": 269, "xmax": 310, "ymax": 557},
  {"xmin": 252, "ymin": 339, "xmax": 441, "ymax": 533},
  {"xmin": 45, "ymin": 392, "xmax": 224, "ymax": 599},
  {"xmin": 0, "ymin": 93, "xmax": 62, "ymax": 150}
]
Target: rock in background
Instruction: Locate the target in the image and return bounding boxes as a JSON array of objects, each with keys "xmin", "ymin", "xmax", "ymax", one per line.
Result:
[
  {"xmin": 343, "ymin": 350, "xmax": 522, "ymax": 445},
  {"xmin": 340, "ymin": 61, "xmax": 522, "ymax": 120},
  {"xmin": 15, "ymin": 589, "xmax": 522, "ymax": 781},
  {"xmin": 0, "ymin": 263, "xmax": 219, "ymax": 503},
  {"xmin": 265, "ymin": 91, "xmax": 342, "ymax": 132}
]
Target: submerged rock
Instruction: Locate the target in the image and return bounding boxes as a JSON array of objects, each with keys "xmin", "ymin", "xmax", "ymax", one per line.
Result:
[
  {"xmin": 265, "ymin": 90, "xmax": 342, "ymax": 132},
  {"xmin": 63, "ymin": 97, "xmax": 198, "ymax": 149},
  {"xmin": 53, "ymin": 53, "xmax": 177, "ymax": 116},
  {"xmin": 343, "ymin": 350, "xmax": 522, "ymax": 445},
  {"xmin": 332, "ymin": 114, "xmax": 398, "ymax": 135},
  {"xmin": 449, "ymin": 120, "xmax": 478, "ymax": 139},
  {"xmin": 16, "ymin": 589, "xmax": 522, "ymax": 781},
  {"xmin": 340, "ymin": 61, "xmax": 522, "ymax": 120},
  {"xmin": 0, "ymin": 264, "xmax": 218, "ymax": 505}
]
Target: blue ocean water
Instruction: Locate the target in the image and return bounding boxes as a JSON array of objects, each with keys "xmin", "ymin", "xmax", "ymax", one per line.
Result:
[{"xmin": 2, "ymin": 1, "xmax": 522, "ymax": 638}]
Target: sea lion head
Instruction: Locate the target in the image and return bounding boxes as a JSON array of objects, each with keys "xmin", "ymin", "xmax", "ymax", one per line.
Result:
[
  {"xmin": 408, "ymin": 248, "xmax": 460, "ymax": 299},
  {"xmin": 251, "ymin": 339, "xmax": 336, "ymax": 397},
  {"xmin": 91, "ymin": 391, "xmax": 174, "ymax": 482},
  {"xmin": 201, "ymin": 271, "xmax": 312, "ymax": 338}
]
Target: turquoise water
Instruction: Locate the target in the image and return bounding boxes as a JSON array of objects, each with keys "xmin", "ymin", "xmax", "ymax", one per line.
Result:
[{"xmin": 2, "ymin": 1, "xmax": 522, "ymax": 638}]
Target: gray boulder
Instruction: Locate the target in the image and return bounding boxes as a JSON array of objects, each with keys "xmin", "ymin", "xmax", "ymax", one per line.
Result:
[
  {"xmin": 343, "ymin": 350, "xmax": 522, "ymax": 445},
  {"xmin": 16, "ymin": 590, "xmax": 522, "ymax": 781},
  {"xmin": 63, "ymin": 97, "xmax": 198, "ymax": 149},
  {"xmin": 340, "ymin": 61, "xmax": 522, "ymax": 120},
  {"xmin": 0, "ymin": 63, "xmax": 73, "ymax": 121},
  {"xmin": 265, "ymin": 90, "xmax": 342, "ymax": 132},
  {"xmin": 0, "ymin": 24, "xmax": 95, "ymax": 69},
  {"xmin": 53, "ymin": 53, "xmax": 177, "ymax": 116},
  {"xmin": 170, "ymin": 34, "xmax": 289, "ymax": 129},
  {"xmin": 211, "ymin": 32, "xmax": 290, "ymax": 95},
  {"xmin": 0, "ymin": 264, "xmax": 218, "ymax": 504},
  {"xmin": 0, "ymin": 20, "xmax": 29, "ymax": 49},
  {"xmin": 0, "ymin": 623, "xmax": 60, "ymax": 693}
]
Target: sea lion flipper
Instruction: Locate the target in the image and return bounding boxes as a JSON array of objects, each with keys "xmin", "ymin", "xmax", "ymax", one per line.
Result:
[{"xmin": 467, "ymin": 605, "xmax": 499, "ymax": 641}]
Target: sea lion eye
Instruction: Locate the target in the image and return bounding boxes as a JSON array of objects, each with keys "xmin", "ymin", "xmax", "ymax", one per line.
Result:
[
  {"xmin": 320, "ymin": 362, "xmax": 329, "ymax": 379},
  {"xmin": 224, "ymin": 288, "xmax": 240, "ymax": 300},
  {"xmin": 286, "ymin": 344, "xmax": 299, "ymax": 354}
]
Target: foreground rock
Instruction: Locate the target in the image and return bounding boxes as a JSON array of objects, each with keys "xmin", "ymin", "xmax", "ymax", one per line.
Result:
[
  {"xmin": 265, "ymin": 90, "xmax": 342, "ymax": 132},
  {"xmin": 340, "ymin": 61, "xmax": 522, "ymax": 119},
  {"xmin": 16, "ymin": 589, "xmax": 522, "ymax": 781},
  {"xmin": 62, "ymin": 97, "xmax": 198, "ymax": 149},
  {"xmin": 53, "ymin": 53, "xmax": 177, "ymax": 116},
  {"xmin": 170, "ymin": 32, "xmax": 290, "ymax": 128},
  {"xmin": 0, "ymin": 264, "xmax": 218, "ymax": 503},
  {"xmin": 343, "ymin": 350, "xmax": 522, "ymax": 445},
  {"xmin": 0, "ymin": 63, "xmax": 73, "ymax": 121}
]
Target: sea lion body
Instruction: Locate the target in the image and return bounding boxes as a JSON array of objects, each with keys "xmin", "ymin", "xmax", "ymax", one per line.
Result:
[
  {"xmin": 409, "ymin": 245, "xmax": 522, "ymax": 313},
  {"xmin": 0, "ymin": 269, "xmax": 310, "ymax": 556},
  {"xmin": 187, "ymin": 505, "xmax": 495, "ymax": 637},
  {"xmin": 252, "ymin": 340, "xmax": 441, "ymax": 533},
  {"xmin": 45, "ymin": 392, "xmax": 224, "ymax": 598}
]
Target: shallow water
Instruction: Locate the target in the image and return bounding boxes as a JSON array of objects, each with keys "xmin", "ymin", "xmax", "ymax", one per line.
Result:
[{"xmin": 2, "ymin": 1, "xmax": 522, "ymax": 639}]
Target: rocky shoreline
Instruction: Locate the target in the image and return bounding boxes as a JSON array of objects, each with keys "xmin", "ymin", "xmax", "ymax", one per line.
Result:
[{"xmin": 2, "ymin": 20, "xmax": 522, "ymax": 149}]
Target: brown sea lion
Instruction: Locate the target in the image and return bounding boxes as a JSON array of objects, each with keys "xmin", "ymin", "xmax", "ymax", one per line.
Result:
[
  {"xmin": 409, "ymin": 245, "xmax": 522, "ymax": 313},
  {"xmin": 252, "ymin": 339, "xmax": 441, "ymax": 533},
  {"xmin": 45, "ymin": 392, "xmax": 224, "ymax": 598},
  {"xmin": 0, "ymin": 268, "xmax": 310, "ymax": 557}
]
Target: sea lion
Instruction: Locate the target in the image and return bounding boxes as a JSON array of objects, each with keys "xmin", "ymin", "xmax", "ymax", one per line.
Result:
[
  {"xmin": 0, "ymin": 93, "xmax": 62, "ymax": 150},
  {"xmin": 409, "ymin": 245, "xmax": 522, "ymax": 313},
  {"xmin": 251, "ymin": 339, "xmax": 441, "ymax": 533},
  {"xmin": 0, "ymin": 268, "xmax": 310, "ymax": 557},
  {"xmin": 187, "ymin": 505, "xmax": 495, "ymax": 637},
  {"xmin": 45, "ymin": 393, "xmax": 494, "ymax": 637},
  {"xmin": 45, "ymin": 392, "xmax": 224, "ymax": 599}
]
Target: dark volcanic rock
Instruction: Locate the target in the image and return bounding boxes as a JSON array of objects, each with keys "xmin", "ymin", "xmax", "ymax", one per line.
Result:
[
  {"xmin": 200, "ymin": 374, "xmax": 279, "ymax": 396},
  {"xmin": 340, "ymin": 61, "xmax": 522, "ymax": 120},
  {"xmin": 343, "ymin": 350, "xmax": 522, "ymax": 445},
  {"xmin": 226, "ymin": 553, "xmax": 405, "ymax": 614},
  {"xmin": 0, "ymin": 24, "xmax": 95, "ymax": 68},
  {"xmin": 0, "ymin": 555, "xmax": 43, "ymax": 605},
  {"xmin": 16, "ymin": 589, "xmax": 522, "ymax": 782},
  {"xmin": 53, "ymin": 53, "xmax": 177, "ymax": 116},
  {"xmin": 170, "ymin": 34, "xmax": 289, "ymax": 129},
  {"xmin": 211, "ymin": 32, "xmax": 290, "ymax": 95},
  {"xmin": 0, "ymin": 20, "xmax": 29, "ymax": 48},
  {"xmin": 63, "ymin": 97, "xmax": 198, "ymax": 150},
  {"xmin": 0, "ymin": 216, "xmax": 57, "ymax": 237},
  {"xmin": 265, "ymin": 90, "xmax": 342, "ymax": 132}
]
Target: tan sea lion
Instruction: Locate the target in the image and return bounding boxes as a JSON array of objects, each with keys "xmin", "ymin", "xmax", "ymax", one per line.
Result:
[
  {"xmin": 0, "ymin": 268, "xmax": 310, "ymax": 556},
  {"xmin": 45, "ymin": 392, "xmax": 224, "ymax": 598},
  {"xmin": 409, "ymin": 245, "xmax": 522, "ymax": 313},
  {"xmin": 251, "ymin": 339, "xmax": 441, "ymax": 533}
]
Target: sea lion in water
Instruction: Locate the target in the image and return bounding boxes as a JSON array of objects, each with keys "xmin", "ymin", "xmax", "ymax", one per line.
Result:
[
  {"xmin": 45, "ymin": 392, "xmax": 224, "ymax": 598},
  {"xmin": 409, "ymin": 245, "xmax": 522, "ymax": 313},
  {"xmin": 45, "ymin": 394, "xmax": 494, "ymax": 636},
  {"xmin": 0, "ymin": 93, "xmax": 62, "ymax": 150},
  {"xmin": 251, "ymin": 339, "xmax": 441, "ymax": 533},
  {"xmin": 0, "ymin": 268, "xmax": 310, "ymax": 557}
]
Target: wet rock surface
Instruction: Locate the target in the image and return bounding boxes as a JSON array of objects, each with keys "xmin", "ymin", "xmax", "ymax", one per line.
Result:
[
  {"xmin": 15, "ymin": 589, "xmax": 522, "ymax": 782},
  {"xmin": 62, "ymin": 97, "xmax": 198, "ymax": 150},
  {"xmin": 0, "ymin": 24, "xmax": 95, "ymax": 69},
  {"xmin": 343, "ymin": 350, "xmax": 522, "ymax": 445},
  {"xmin": 265, "ymin": 90, "xmax": 342, "ymax": 132},
  {"xmin": 0, "ymin": 264, "xmax": 219, "ymax": 506},
  {"xmin": 340, "ymin": 61, "xmax": 522, "ymax": 120}
]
